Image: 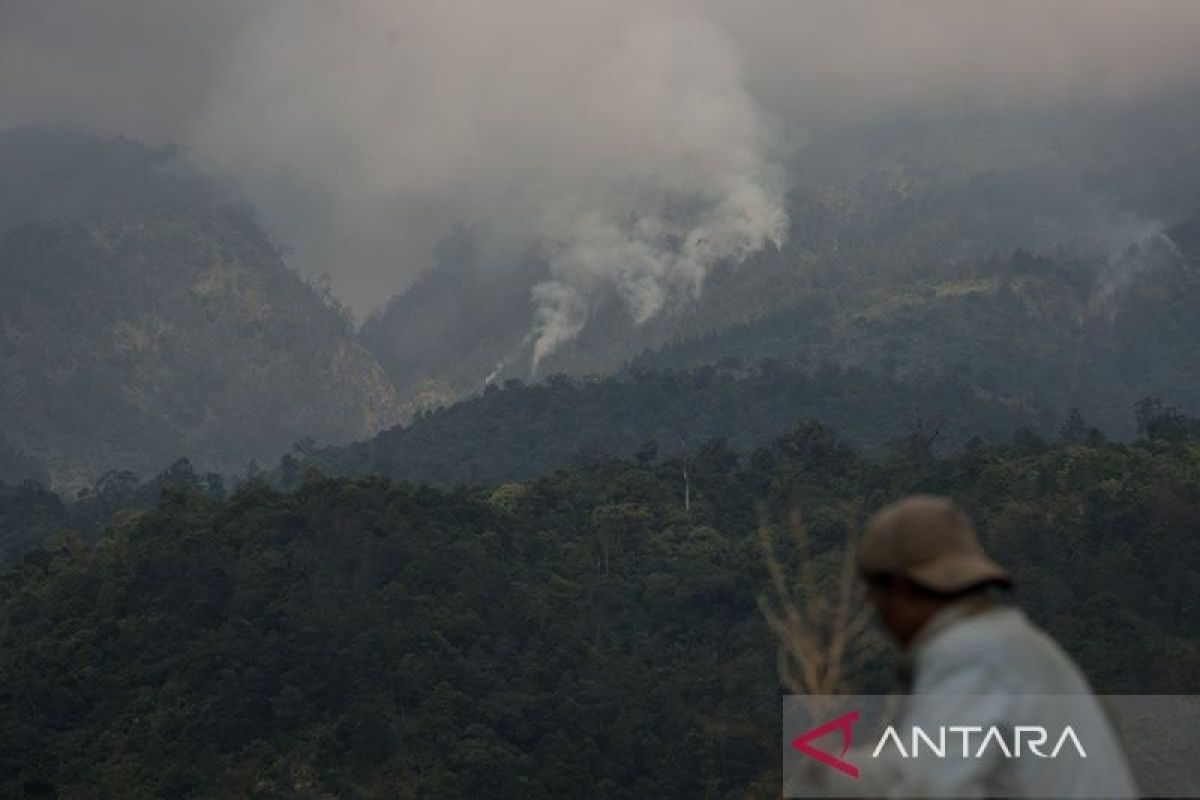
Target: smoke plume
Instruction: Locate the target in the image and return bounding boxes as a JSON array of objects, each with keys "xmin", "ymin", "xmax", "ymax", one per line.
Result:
[
  {"xmin": 4, "ymin": 0, "xmax": 1200, "ymax": 367},
  {"xmin": 184, "ymin": 3, "xmax": 785, "ymax": 368}
]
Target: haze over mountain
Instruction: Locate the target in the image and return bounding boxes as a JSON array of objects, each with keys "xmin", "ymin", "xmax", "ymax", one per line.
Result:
[
  {"xmin": 361, "ymin": 94, "xmax": 1200, "ymax": 396},
  {"xmin": 0, "ymin": 130, "xmax": 400, "ymax": 488},
  {"xmin": 4, "ymin": 4, "xmax": 1200, "ymax": 797},
  {"xmin": 4, "ymin": 99, "xmax": 1200, "ymax": 485},
  {"xmin": 6, "ymin": 1, "xmax": 1200, "ymax": 382}
]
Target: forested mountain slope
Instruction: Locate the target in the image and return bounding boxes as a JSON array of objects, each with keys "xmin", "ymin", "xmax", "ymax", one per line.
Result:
[
  {"xmin": 2, "ymin": 421, "xmax": 1196, "ymax": 797},
  {"xmin": 5, "ymin": 125, "xmax": 1197, "ymax": 490},
  {"xmin": 295, "ymin": 362, "xmax": 1040, "ymax": 488},
  {"xmin": 0, "ymin": 130, "xmax": 400, "ymax": 487},
  {"xmin": 636, "ymin": 239, "xmax": 1200, "ymax": 439},
  {"xmin": 307, "ymin": 245, "xmax": 1200, "ymax": 486},
  {"xmin": 360, "ymin": 98, "xmax": 1200, "ymax": 396}
]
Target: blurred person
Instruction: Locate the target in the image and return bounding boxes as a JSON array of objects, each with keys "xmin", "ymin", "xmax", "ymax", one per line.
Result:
[{"xmin": 844, "ymin": 495, "xmax": 1137, "ymax": 798}]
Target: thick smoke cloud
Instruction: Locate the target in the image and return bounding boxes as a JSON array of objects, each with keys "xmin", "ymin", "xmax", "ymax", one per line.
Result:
[
  {"xmin": 4, "ymin": 0, "xmax": 1200, "ymax": 364},
  {"xmin": 187, "ymin": 3, "xmax": 786, "ymax": 368}
]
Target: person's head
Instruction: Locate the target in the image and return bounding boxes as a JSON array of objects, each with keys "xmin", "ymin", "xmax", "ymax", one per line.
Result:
[{"xmin": 858, "ymin": 495, "xmax": 1011, "ymax": 647}]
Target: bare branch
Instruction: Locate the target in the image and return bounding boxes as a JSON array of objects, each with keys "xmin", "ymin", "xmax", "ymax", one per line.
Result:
[{"xmin": 757, "ymin": 506, "xmax": 879, "ymax": 705}]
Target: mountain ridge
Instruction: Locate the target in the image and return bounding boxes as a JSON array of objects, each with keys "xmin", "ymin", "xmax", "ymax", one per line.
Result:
[{"xmin": 0, "ymin": 130, "xmax": 402, "ymax": 488}]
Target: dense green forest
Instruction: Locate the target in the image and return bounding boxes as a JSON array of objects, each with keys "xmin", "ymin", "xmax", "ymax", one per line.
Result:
[
  {"xmin": 5, "ymin": 13, "xmax": 1200, "ymax": 800},
  {"xmin": 636, "ymin": 237, "xmax": 1200, "ymax": 438},
  {"xmin": 3, "ymin": 106, "xmax": 1199, "ymax": 800},
  {"xmin": 296, "ymin": 362, "xmax": 1039, "ymax": 489},
  {"xmin": 2, "ymin": 408, "xmax": 1197, "ymax": 797},
  {"xmin": 0, "ymin": 459, "xmax": 228, "ymax": 567}
]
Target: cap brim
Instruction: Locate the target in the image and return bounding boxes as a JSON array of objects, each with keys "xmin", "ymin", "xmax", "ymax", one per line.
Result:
[{"xmin": 907, "ymin": 552, "xmax": 1011, "ymax": 593}]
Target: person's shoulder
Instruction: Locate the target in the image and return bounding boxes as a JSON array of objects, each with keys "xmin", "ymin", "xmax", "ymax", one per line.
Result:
[
  {"xmin": 923, "ymin": 606, "xmax": 1092, "ymax": 691},
  {"xmin": 918, "ymin": 606, "xmax": 1023, "ymax": 671}
]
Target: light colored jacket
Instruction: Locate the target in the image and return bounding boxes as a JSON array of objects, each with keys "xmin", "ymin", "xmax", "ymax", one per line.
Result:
[{"xmin": 854, "ymin": 598, "xmax": 1138, "ymax": 798}]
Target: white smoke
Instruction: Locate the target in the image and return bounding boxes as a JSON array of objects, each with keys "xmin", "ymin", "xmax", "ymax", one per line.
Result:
[
  {"xmin": 11, "ymin": 0, "xmax": 1198, "ymax": 371},
  {"xmin": 1089, "ymin": 221, "xmax": 1188, "ymax": 320},
  {"xmin": 522, "ymin": 17, "xmax": 787, "ymax": 368},
  {"xmin": 187, "ymin": 1, "xmax": 785, "ymax": 369}
]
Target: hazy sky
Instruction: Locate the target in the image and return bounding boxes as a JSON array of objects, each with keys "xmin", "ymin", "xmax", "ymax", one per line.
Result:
[{"xmin": 3, "ymin": 0, "xmax": 1199, "ymax": 358}]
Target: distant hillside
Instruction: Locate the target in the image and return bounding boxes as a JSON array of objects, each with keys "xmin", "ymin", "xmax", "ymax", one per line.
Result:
[
  {"xmin": 297, "ymin": 363, "xmax": 1044, "ymax": 488},
  {"xmin": 349, "ymin": 228, "xmax": 1200, "ymax": 494},
  {"xmin": 0, "ymin": 129, "xmax": 400, "ymax": 487},
  {"xmin": 0, "ymin": 435, "xmax": 49, "ymax": 486},
  {"xmin": 358, "ymin": 228, "xmax": 544, "ymax": 404},
  {"xmin": 360, "ymin": 98, "xmax": 1200, "ymax": 396},
  {"xmin": 635, "ymin": 237, "xmax": 1200, "ymax": 439}
]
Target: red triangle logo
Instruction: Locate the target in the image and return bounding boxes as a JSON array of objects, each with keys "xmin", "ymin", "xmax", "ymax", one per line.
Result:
[{"xmin": 791, "ymin": 709, "xmax": 860, "ymax": 778}]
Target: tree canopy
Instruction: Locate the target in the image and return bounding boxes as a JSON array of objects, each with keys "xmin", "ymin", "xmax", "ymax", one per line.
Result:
[{"xmin": 2, "ymin": 417, "xmax": 1196, "ymax": 797}]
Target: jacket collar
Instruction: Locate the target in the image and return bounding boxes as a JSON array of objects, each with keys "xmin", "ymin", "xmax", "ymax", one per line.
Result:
[{"xmin": 896, "ymin": 590, "xmax": 1003, "ymax": 689}]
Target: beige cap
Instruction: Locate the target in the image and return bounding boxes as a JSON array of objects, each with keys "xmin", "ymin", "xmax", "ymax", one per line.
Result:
[{"xmin": 859, "ymin": 495, "xmax": 1010, "ymax": 593}]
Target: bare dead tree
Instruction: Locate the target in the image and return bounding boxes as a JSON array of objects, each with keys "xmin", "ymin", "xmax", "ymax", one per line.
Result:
[
  {"xmin": 672, "ymin": 425, "xmax": 692, "ymax": 513},
  {"xmin": 757, "ymin": 507, "xmax": 879, "ymax": 712},
  {"xmin": 902, "ymin": 411, "xmax": 945, "ymax": 461}
]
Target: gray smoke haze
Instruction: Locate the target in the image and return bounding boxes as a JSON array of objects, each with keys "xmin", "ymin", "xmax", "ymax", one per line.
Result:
[
  {"xmin": 187, "ymin": 3, "xmax": 788, "ymax": 369},
  {"xmin": 4, "ymin": 0, "xmax": 1200, "ymax": 363}
]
